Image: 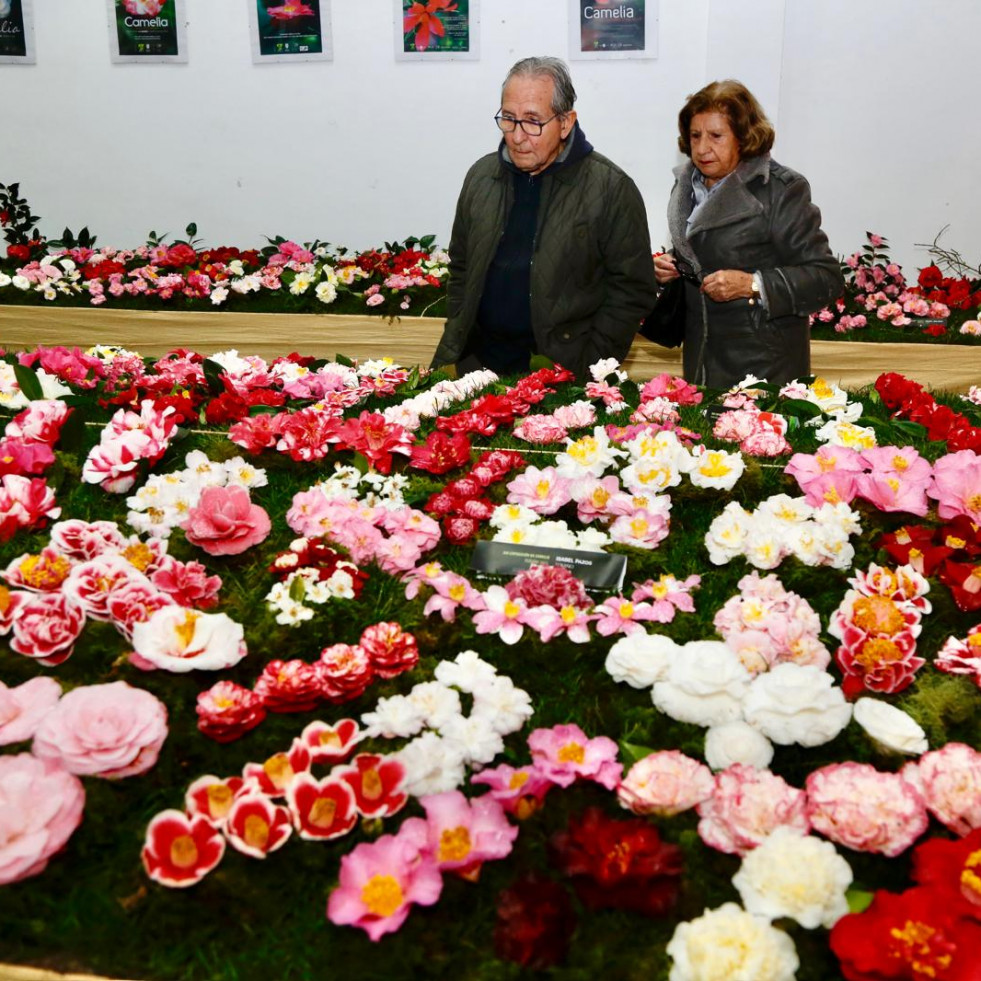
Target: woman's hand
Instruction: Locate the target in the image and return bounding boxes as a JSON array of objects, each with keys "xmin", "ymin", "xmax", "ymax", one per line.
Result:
[
  {"xmin": 654, "ymin": 252, "xmax": 680, "ymax": 286},
  {"xmin": 701, "ymin": 269, "xmax": 755, "ymax": 303}
]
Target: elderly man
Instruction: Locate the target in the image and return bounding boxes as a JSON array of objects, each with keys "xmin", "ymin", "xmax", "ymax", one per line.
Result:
[{"xmin": 431, "ymin": 56, "xmax": 658, "ymax": 380}]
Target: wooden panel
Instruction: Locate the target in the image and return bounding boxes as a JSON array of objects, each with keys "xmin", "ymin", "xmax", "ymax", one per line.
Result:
[{"xmin": 1, "ymin": 306, "xmax": 977, "ymax": 392}]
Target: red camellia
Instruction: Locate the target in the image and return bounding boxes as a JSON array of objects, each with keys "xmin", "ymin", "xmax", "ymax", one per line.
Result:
[
  {"xmin": 195, "ymin": 681, "xmax": 267, "ymax": 742},
  {"xmin": 911, "ymin": 828, "xmax": 981, "ymax": 920},
  {"xmin": 918, "ymin": 265, "xmax": 945, "ymax": 290},
  {"xmin": 286, "ymin": 773, "xmax": 358, "ymax": 841},
  {"xmin": 358, "ymin": 622, "xmax": 419, "ymax": 679},
  {"xmin": 253, "ymin": 659, "xmax": 324, "ymax": 713},
  {"xmin": 184, "ymin": 774, "xmax": 248, "ymax": 826},
  {"xmin": 242, "ymin": 740, "xmax": 312, "ymax": 797},
  {"xmin": 317, "ymin": 643, "xmax": 375, "ymax": 702},
  {"xmin": 408, "ymin": 430, "xmax": 472, "ymax": 474},
  {"xmin": 334, "ymin": 753, "xmax": 408, "ymax": 818},
  {"xmin": 494, "ymin": 873, "xmax": 576, "ymax": 970},
  {"xmin": 142, "ymin": 810, "xmax": 226, "ymax": 888},
  {"xmin": 830, "ymin": 886, "xmax": 981, "ymax": 981},
  {"xmin": 548, "ymin": 806, "xmax": 684, "ymax": 917},
  {"xmin": 224, "ymin": 793, "xmax": 293, "ymax": 859},
  {"xmin": 299, "ymin": 719, "xmax": 361, "ymax": 764}
]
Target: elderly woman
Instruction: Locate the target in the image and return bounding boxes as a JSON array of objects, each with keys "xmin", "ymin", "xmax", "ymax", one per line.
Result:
[{"xmin": 654, "ymin": 80, "xmax": 843, "ymax": 389}]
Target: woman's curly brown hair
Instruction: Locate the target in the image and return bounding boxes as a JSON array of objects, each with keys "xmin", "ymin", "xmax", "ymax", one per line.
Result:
[{"xmin": 677, "ymin": 80, "xmax": 775, "ymax": 159}]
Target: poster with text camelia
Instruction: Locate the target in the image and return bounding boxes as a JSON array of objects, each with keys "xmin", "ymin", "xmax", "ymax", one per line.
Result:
[
  {"xmin": 250, "ymin": 0, "xmax": 332, "ymax": 63},
  {"xmin": 569, "ymin": 0, "xmax": 658, "ymax": 60},
  {"xmin": 396, "ymin": 0, "xmax": 479, "ymax": 61},
  {"xmin": 107, "ymin": 0, "xmax": 187, "ymax": 64},
  {"xmin": 0, "ymin": 0, "xmax": 36, "ymax": 64}
]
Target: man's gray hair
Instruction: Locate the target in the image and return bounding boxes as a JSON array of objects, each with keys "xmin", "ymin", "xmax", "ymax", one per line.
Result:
[{"xmin": 502, "ymin": 56, "xmax": 577, "ymax": 115}]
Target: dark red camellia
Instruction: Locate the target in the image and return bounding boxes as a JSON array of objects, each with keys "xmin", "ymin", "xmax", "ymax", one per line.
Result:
[
  {"xmin": 408, "ymin": 430, "xmax": 472, "ymax": 474},
  {"xmin": 911, "ymin": 827, "xmax": 981, "ymax": 921},
  {"xmin": 924, "ymin": 323, "xmax": 948, "ymax": 337},
  {"xmin": 548, "ymin": 806, "xmax": 683, "ymax": 917},
  {"xmin": 6, "ymin": 243, "xmax": 31, "ymax": 262},
  {"xmin": 874, "ymin": 372, "xmax": 981, "ymax": 452},
  {"xmin": 82, "ymin": 259, "xmax": 127, "ymax": 281},
  {"xmin": 494, "ymin": 873, "xmax": 576, "ymax": 970},
  {"xmin": 152, "ymin": 392, "xmax": 200, "ymax": 425},
  {"xmin": 160, "ymin": 243, "xmax": 198, "ymax": 268},
  {"xmin": 830, "ymin": 886, "xmax": 981, "ymax": 981}
]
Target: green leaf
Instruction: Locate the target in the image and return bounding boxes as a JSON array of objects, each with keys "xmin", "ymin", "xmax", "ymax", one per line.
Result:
[
  {"xmin": 201, "ymin": 358, "xmax": 227, "ymax": 396},
  {"xmin": 185, "ymin": 222, "xmax": 197, "ymax": 239},
  {"xmin": 528, "ymin": 354, "xmax": 555, "ymax": 372},
  {"xmin": 288, "ymin": 576, "xmax": 307, "ymax": 603},
  {"xmin": 779, "ymin": 398, "xmax": 824, "ymax": 420},
  {"xmin": 13, "ymin": 363, "xmax": 44, "ymax": 402},
  {"xmin": 56, "ymin": 404, "xmax": 89, "ymax": 455},
  {"xmin": 335, "ymin": 354, "xmax": 355, "ymax": 367},
  {"xmin": 350, "ymin": 452, "xmax": 370, "ymax": 475},
  {"xmin": 846, "ymin": 889, "xmax": 874, "ymax": 914},
  {"xmin": 892, "ymin": 419, "xmax": 929, "ymax": 439},
  {"xmin": 618, "ymin": 741, "xmax": 656, "ymax": 766}
]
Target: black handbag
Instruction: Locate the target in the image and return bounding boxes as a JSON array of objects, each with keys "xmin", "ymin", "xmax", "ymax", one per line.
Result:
[{"xmin": 639, "ymin": 277, "xmax": 687, "ymax": 348}]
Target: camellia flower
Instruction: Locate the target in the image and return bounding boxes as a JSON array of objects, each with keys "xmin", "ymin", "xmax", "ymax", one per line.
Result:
[
  {"xmin": 184, "ymin": 774, "xmax": 247, "ymax": 827},
  {"xmin": 927, "ymin": 449, "xmax": 981, "ymax": 522},
  {"xmin": 733, "ymin": 827, "xmax": 853, "ymax": 929},
  {"xmin": 266, "ymin": 1, "xmax": 315, "ymax": 21},
  {"xmin": 617, "ymin": 750, "xmax": 714, "ymax": 817},
  {"xmin": 470, "ymin": 763, "xmax": 554, "ymax": 820},
  {"xmin": 666, "ymin": 902, "xmax": 799, "ymax": 981},
  {"xmin": 472, "ymin": 585, "xmax": 530, "ymax": 645},
  {"xmin": 852, "ymin": 697, "xmax": 928, "ymax": 756},
  {"xmin": 195, "ymin": 680, "xmax": 266, "ymax": 742},
  {"xmin": 604, "ymin": 631, "xmax": 677, "ymax": 688},
  {"xmin": 935, "ymin": 624, "xmax": 981, "ymax": 685},
  {"xmin": 697, "ymin": 764, "xmax": 809, "ymax": 856},
  {"xmin": 7, "ymin": 590, "xmax": 86, "ymax": 666},
  {"xmin": 399, "ymin": 790, "xmax": 518, "ymax": 881},
  {"xmin": 334, "ymin": 753, "xmax": 408, "ymax": 818},
  {"xmin": 704, "ymin": 720, "xmax": 774, "ymax": 771},
  {"xmin": 911, "ymin": 826, "xmax": 981, "ymax": 918},
  {"xmin": 493, "ymin": 873, "xmax": 576, "ymax": 970},
  {"xmin": 299, "ymin": 718, "xmax": 361, "ymax": 765},
  {"xmin": 0, "ymin": 676, "xmax": 62, "ymax": 745},
  {"xmin": 326, "ymin": 831, "xmax": 443, "ymax": 940},
  {"xmin": 685, "ymin": 445, "xmax": 745, "ymax": 490},
  {"xmin": 182, "ymin": 484, "xmax": 271, "ymax": 556},
  {"xmin": 223, "ymin": 793, "xmax": 293, "ymax": 859},
  {"xmin": 652, "ymin": 640, "xmax": 751, "ymax": 728},
  {"xmin": 32, "ymin": 681, "xmax": 168, "ymax": 778},
  {"xmin": 242, "ymin": 740, "xmax": 312, "ymax": 797},
  {"xmin": 527, "ymin": 723, "xmax": 621, "ymax": 790},
  {"xmin": 286, "ymin": 772, "xmax": 359, "ymax": 841},
  {"xmin": 906, "ymin": 742, "xmax": 981, "ymax": 835},
  {"xmin": 142, "ymin": 810, "xmax": 226, "ymax": 888},
  {"xmin": 830, "ymin": 887, "xmax": 981, "ymax": 981},
  {"xmin": 0, "ymin": 753, "xmax": 85, "ymax": 885},
  {"xmin": 806, "ymin": 761, "xmax": 928, "ymax": 856},
  {"xmin": 131, "ymin": 606, "xmax": 247, "ymax": 672},
  {"xmin": 549, "ymin": 806, "xmax": 683, "ymax": 917}
]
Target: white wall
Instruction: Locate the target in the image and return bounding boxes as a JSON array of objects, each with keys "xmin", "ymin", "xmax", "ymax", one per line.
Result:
[{"xmin": 1, "ymin": 0, "xmax": 979, "ymax": 276}]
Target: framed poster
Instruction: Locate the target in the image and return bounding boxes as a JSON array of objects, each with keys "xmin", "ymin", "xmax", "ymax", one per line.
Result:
[
  {"xmin": 107, "ymin": 0, "xmax": 187, "ymax": 64},
  {"xmin": 249, "ymin": 0, "xmax": 332, "ymax": 64},
  {"xmin": 0, "ymin": 0, "xmax": 36, "ymax": 64},
  {"xmin": 569, "ymin": 0, "xmax": 658, "ymax": 60},
  {"xmin": 396, "ymin": 0, "xmax": 479, "ymax": 62}
]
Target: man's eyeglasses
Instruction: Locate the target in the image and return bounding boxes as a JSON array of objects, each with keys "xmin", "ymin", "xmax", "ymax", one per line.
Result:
[{"xmin": 494, "ymin": 113, "xmax": 561, "ymax": 137}]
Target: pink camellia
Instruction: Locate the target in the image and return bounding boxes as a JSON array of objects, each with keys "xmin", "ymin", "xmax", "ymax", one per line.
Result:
[
  {"xmin": 512, "ymin": 415, "xmax": 569, "ymax": 445},
  {"xmin": 784, "ymin": 445, "xmax": 865, "ymax": 507},
  {"xmin": 106, "ymin": 579, "xmax": 174, "ymax": 640},
  {"xmin": 927, "ymin": 449, "xmax": 981, "ymax": 522},
  {"xmin": 470, "ymin": 763, "xmax": 554, "ymax": 820},
  {"xmin": 299, "ymin": 719, "xmax": 362, "ymax": 764},
  {"xmin": 223, "ymin": 793, "xmax": 293, "ymax": 859},
  {"xmin": 697, "ymin": 764, "xmax": 810, "ymax": 856},
  {"xmin": 142, "ymin": 810, "xmax": 226, "ymax": 888},
  {"xmin": 0, "ymin": 676, "xmax": 62, "ymax": 745},
  {"xmin": 3, "ymin": 547, "xmax": 73, "ymax": 593},
  {"xmin": 399, "ymin": 790, "xmax": 518, "ymax": 880},
  {"xmin": 0, "ymin": 474, "xmax": 61, "ymax": 540},
  {"xmin": 32, "ymin": 681, "xmax": 168, "ymax": 778},
  {"xmin": 0, "ymin": 753, "xmax": 85, "ymax": 885},
  {"xmin": 49, "ymin": 518, "xmax": 128, "ymax": 560},
  {"xmin": 182, "ymin": 484, "xmax": 271, "ymax": 556},
  {"xmin": 805, "ymin": 761, "xmax": 929, "ymax": 857},
  {"xmin": 286, "ymin": 772, "xmax": 359, "ymax": 841},
  {"xmin": 131, "ymin": 606, "xmax": 247, "ymax": 672},
  {"xmin": 195, "ymin": 681, "xmax": 267, "ymax": 743},
  {"xmin": 855, "ymin": 446, "xmax": 933, "ymax": 516},
  {"xmin": 617, "ymin": 751, "xmax": 714, "ymax": 817},
  {"xmin": 62, "ymin": 554, "xmax": 148, "ymax": 621},
  {"xmin": 640, "ymin": 373, "xmax": 703, "ymax": 405},
  {"xmin": 528, "ymin": 723, "xmax": 622, "ymax": 790},
  {"xmin": 327, "ymin": 831, "xmax": 444, "ymax": 941},
  {"xmin": 8, "ymin": 591, "xmax": 86, "ymax": 666},
  {"xmin": 906, "ymin": 743, "xmax": 981, "ymax": 836},
  {"xmin": 184, "ymin": 774, "xmax": 248, "ymax": 827},
  {"xmin": 150, "ymin": 556, "xmax": 222, "ymax": 609},
  {"xmin": 506, "ymin": 466, "xmax": 573, "ymax": 515}
]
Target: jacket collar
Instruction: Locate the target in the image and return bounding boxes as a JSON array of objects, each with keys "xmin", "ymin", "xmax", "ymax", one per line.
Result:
[
  {"xmin": 671, "ymin": 153, "xmax": 771, "ymax": 240},
  {"xmin": 495, "ymin": 122, "xmax": 593, "ymax": 184}
]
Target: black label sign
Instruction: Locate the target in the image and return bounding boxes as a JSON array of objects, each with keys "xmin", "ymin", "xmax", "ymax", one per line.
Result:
[{"xmin": 470, "ymin": 541, "xmax": 627, "ymax": 592}]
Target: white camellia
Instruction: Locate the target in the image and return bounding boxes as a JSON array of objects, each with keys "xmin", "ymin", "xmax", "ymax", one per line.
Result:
[
  {"xmin": 652, "ymin": 641, "xmax": 751, "ymax": 728},
  {"xmin": 131, "ymin": 607, "xmax": 246, "ymax": 672},
  {"xmin": 704, "ymin": 720, "xmax": 774, "ymax": 771},
  {"xmin": 853, "ymin": 698, "xmax": 929, "ymax": 756},
  {"xmin": 732, "ymin": 827, "xmax": 853, "ymax": 929},
  {"xmin": 605, "ymin": 633, "xmax": 678, "ymax": 689},
  {"xmin": 666, "ymin": 902, "xmax": 799, "ymax": 981},
  {"xmin": 705, "ymin": 500, "xmax": 754, "ymax": 565},
  {"xmin": 742, "ymin": 663, "xmax": 852, "ymax": 747},
  {"xmin": 685, "ymin": 445, "xmax": 746, "ymax": 491}
]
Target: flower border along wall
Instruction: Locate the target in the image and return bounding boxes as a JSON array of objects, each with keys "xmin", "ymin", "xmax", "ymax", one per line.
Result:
[{"xmin": 1, "ymin": 340, "xmax": 981, "ymax": 980}]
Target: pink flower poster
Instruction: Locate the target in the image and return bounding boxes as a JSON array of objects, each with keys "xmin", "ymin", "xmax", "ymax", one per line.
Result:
[
  {"xmin": 106, "ymin": 0, "xmax": 187, "ymax": 64},
  {"xmin": 249, "ymin": 0, "xmax": 332, "ymax": 64}
]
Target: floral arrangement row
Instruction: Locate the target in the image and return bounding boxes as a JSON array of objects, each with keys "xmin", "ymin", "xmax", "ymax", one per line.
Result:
[{"xmin": 1, "ymin": 340, "xmax": 980, "ymax": 980}]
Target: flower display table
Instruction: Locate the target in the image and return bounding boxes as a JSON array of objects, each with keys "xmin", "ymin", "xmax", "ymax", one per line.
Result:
[{"xmin": 0, "ymin": 305, "xmax": 978, "ymax": 392}]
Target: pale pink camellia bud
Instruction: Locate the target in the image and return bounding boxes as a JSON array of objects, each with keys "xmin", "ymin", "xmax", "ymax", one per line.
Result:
[
  {"xmin": 141, "ymin": 810, "xmax": 225, "ymax": 888},
  {"xmin": 181, "ymin": 484, "xmax": 271, "ymax": 557},
  {"xmin": 32, "ymin": 680, "xmax": 168, "ymax": 779},
  {"xmin": 0, "ymin": 753, "xmax": 85, "ymax": 885}
]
